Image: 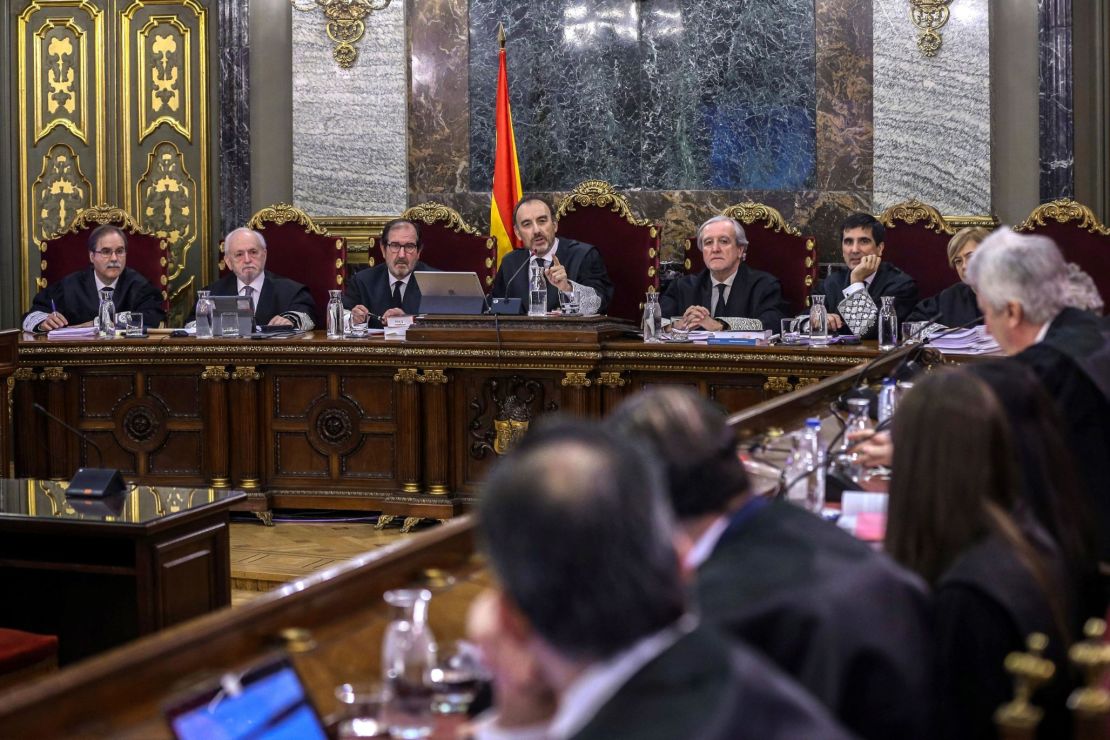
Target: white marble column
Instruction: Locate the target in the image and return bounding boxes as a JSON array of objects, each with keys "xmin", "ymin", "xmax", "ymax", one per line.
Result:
[
  {"xmin": 291, "ymin": 3, "xmax": 407, "ymax": 215},
  {"xmin": 873, "ymin": 0, "xmax": 991, "ymax": 214}
]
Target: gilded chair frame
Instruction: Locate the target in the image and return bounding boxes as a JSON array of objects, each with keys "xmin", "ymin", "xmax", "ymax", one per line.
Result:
[{"xmin": 401, "ymin": 202, "xmax": 498, "ymax": 288}]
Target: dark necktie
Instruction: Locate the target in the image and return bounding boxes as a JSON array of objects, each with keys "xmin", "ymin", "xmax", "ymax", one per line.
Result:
[
  {"xmin": 242, "ymin": 285, "xmax": 255, "ymax": 314},
  {"xmin": 391, "ymin": 281, "xmax": 403, "ymax": 309},
  {"xmin": 713, "ymin": 283, "xmax": 728, "ymax": 318}
]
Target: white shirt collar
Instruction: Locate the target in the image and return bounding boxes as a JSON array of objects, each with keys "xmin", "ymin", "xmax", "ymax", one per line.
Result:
[
  {"xmin": 94, "ymin": 274, "xmax": 118, "ymax": 292},
  {"xmin": 389, "ymin": 272, "xmax": 412, "ymax": 287},
  {"xmin": 711, "ymin": 267, "xmax": 739, "ymax": 289},
  {"xmin": 683, "ymin": 515, "xmax": 730, "ymax": 570},
  {"xmin": 532, "ymin": 239, "xmax": 560, "ymax": 263},
  {"xmin": 547, "ymin": 615, "xmax": 696, "ymax": 739},
  {"xmin": 236, "ymin": 273, "xmax": 266, "ymax": 296},
  {"xmin": 1033, "ymin": 316, "xmax": 1055, "ymax": 345}
]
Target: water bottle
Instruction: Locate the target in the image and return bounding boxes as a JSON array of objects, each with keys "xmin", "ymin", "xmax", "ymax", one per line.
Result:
[
  {"xmin": 326, "ymin": 289, "xmax": 344, "ymax": 338},
  {"xmin": 877, "ymin": 295, "xmax": 898, "ymax": 350},
  {"xmin": 97, "ymin": 288, "xmax": 116, "ymax": 338},
  {"xmin": 878, "ymin": 377, "xmax": 897, "ymax": 423},
  {"xmin": 381, "ymin": 589, "xmax": 437, "ymax": 739},
  {"xmin": 836, "ymin": 397, "xmax": 873, "ymax": 481},
  {"xmin": 803, "ymin": 417, "xmax": 825, "ymax": 512},
  {"xmin": 809, "ymin": 294, "xmax": 828, "ymax": 346},
  {"xmin": 641, "ymin": 291, "xmax": 662, "ymax": 342},
  {"xmin": 194, "ymin": 290, "xmax": 214, "ymax": 338},
  {"xmin": 528, "ymin": 261, "xmax": 547, "ymax": 317}
]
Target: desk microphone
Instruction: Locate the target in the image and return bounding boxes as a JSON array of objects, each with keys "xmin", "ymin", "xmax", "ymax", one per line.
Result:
[
  {"xmin": 33, "ymin": 402, "xmax": 125, "ymax": 497},
  {"xmin": 488, "ymin": 249, "xmax": 535, "ymax": 315},
  {"xmin": 884, "ymin": 313, "xmax": 985, "ymax": 382}
]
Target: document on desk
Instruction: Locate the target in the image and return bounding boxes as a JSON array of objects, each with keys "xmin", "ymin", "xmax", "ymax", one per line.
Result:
[
  {"xmin": 928, "ymin": 327, "xmax": 1001, "ymax": 355},
  {"xmin": 47, "ymin": 326, "xmax": 99, "ymax": 340},
  {"xmin": 695, "ymin": 330, "xmax": 775, "ymax": 345}
]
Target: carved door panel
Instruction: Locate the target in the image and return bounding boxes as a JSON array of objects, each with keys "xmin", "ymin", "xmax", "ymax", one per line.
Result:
[{"xmin": 15, "ymin": 0, "xmax": 212, "ymax": 322}]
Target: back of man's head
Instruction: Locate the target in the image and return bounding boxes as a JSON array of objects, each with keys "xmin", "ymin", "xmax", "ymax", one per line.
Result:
[
  {"xmin": 607, "ymin": 388, "xmax": 749, "ymax": 520},
  {"xmin": 966, "ymin": 228, "xmax": 1068, "ymax": 324},
  {"xmin": 479, "ymin": 418, "xmax": 686, "ymax": 662}
]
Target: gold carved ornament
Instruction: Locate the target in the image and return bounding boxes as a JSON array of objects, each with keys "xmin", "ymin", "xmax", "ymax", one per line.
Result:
[
  {"xmin": 560, "ymin": 372, "xmax": 592, "ymax": 388},
  {"xmin": 1015, "ymin": 199, "xmax": 1110, "ymax": 236},
  {"xmin": 138, "ymin": 141, "xmax": 196, "ymax": 293},
  {"xmin": 721, "ymin": 202, "xmax": 803, "ymax": 237},
  {"xmin": 994, "ymin": 633, "xmax": 1055, "ymax": 730},
  {"xmin": 36, "ymin": 20, "xmax": 86, "ymax": 144},
  {"xmin": 290, "ymin": 0, "xmax": 393, "ymax": 69},
  {"xmin": 909, "ymin": 0, "xmax": 953, "ymax": 58},
  {"xmin": 138, "ymin": 16, "xmax": 191, "ymax": 142},
  {"xmin": 402, "ymin": 202, "xmax": 483, "ymax": 235},
  {"xmin": 878, "ymin": 198, "xmax": 957, "ymax": 235},
  {"xmin": 762, "ymin": 376, "xmax": 794, "ymax": 394},
  {"xmin": 248, "ymin": 202, "xmax": 328, "ymax": 235},
  {"xmin": 555, "ymin": 180, "xmax": 653, "ymax": 228},
  {"xmin": 33, "ymin": 143, "xmax": 92, "ymax": 242}
]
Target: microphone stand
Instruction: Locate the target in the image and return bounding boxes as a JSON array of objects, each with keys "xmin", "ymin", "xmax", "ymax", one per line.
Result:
[{"xmin": 33, "ymin": 403, "xmax": 126, "ymax": 497}]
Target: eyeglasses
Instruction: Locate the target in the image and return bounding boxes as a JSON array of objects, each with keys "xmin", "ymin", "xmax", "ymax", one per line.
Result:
[
  {"xmin": 93, "ymin": 248, "xmax": 127, "ymax": 258},
  {"xmin": 385, "ymin": 242, "xmax": 420, "ymax": 253}
]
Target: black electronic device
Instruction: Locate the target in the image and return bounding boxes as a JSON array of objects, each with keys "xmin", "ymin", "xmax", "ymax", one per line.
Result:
[
  {"xmin": 489, "ymin": 297, "xmax": 522, "ymax": 314},
  {"xmin": 33, "ymin": 403, "xmax": 126, "ymax": 498}
]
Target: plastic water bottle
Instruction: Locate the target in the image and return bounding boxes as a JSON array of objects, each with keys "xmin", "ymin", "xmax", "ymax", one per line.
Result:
[
  {"xmin": 878, "ymin": 295, "xmax": 898, "ymax": 350},
  {"xmin": 528, "ymin": 261, "xmax": 547, "ymax": 317},
  {"xmin": 786, "ymin": 418, "xmax": 825, "ymax": 513},
  {"xmin": 641, "ymin": 291, "xmax": 662, "ymax": 342},
  {"xmin": 97, "ymin": 288, "xmax": 116, "ymax": 338},
  {"xmin": 195, "ymin": 290, "xmax": 214, "ymax": 338},
  {"xmin": 326, "ymin": 289, "xmax": 344, "ymax": 338},
  {"xmin": 809, "ymin": 295, "xmax": 828, "ymax": 346},
  {"xmin": 878, "ymin": 377, "xmax": 897, "ymax": 423},
  {"xmin": 837, "ymin": 397, "xmax": 874, "ymax": 481}
]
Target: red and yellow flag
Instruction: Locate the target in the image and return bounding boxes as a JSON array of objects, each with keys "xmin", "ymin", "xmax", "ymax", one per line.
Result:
[{"xmin": 489, "ymin": 32, "xmax": 523, "ymax": 266}]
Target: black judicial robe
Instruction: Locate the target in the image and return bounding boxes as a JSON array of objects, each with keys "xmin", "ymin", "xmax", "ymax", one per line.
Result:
[
  {"xmin": 197, "ymin": 271, "xmax": 318, "ymax": 328},
  {"xmin": 660, "ymin": 264, "xmax": 793, "ymax": 329},
  {"xmin": 491, "ymin": 240, "xmax": 613, "ymax": 314},
  {"xmin": 1015, "ymin": 307, "xmax": 1110, "ymax": 559},
  {"xmin": 934, "ymin": 524, "xmax": 1074, "ymax": 740},
  {"xmin": 26, "ymin": 267, "xmax": 165, "ymax": 330},
  {"xmin": 572, "ymin": 625, "xmax": 852, "ymax": 740},
  {"xmin": 696, "ymin": 498, "xmax": 933, "ymax": 740},
  {"xmin": 343, "ymin": 262, "xmax": 436, "ymax": 328},
  {"xmin": 905, "ymin": 281, "xmax": 982, "ymax": 327},
  {"xmin": 813, "ymin": 262, "xmax": 919, "ymax": 338}
]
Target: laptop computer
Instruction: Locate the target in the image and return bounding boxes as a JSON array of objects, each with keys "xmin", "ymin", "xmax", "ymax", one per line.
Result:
[
  {"xmin": 209, "ymin": 295, "xmax": 256, "ymax": 337},
  {"xmin": 414, "ymin": 271, "xmax": 488, "ymax": 315}
]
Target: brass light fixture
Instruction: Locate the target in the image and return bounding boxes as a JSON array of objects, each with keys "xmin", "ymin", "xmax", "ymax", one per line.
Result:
[
  {"xmin": 290, "ymin": 0, "xmax": 392, "ymax": 69},
  {"xmin": 909, "ymin": 0, "xmax": 953, "ymax": 57}
]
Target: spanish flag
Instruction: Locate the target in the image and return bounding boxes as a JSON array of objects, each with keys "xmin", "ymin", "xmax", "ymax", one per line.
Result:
[{"xmin": 490, "ymin": 26, "xmax": 523, "ymax": 266}]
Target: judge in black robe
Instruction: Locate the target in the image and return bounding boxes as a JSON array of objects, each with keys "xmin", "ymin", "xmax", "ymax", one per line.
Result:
[
  {"xmin": 491, "ymin": 238, "xmax": 612, "ymax": 314},
  {"xmin": 343, "ymin": 261, "xmax": 435, "ymax": 328},
  {"xmin": 24, "ymin": 266, "xmax": 165, "ymax": 332},
  {"xmin": 814, "ymin": 262, "xmax": 918, "ymax": 339},
  {"xmin": 197, "ymin": 271, "xmax": 317, "ymax": 329},
  {"xmin": 661, "ymin": 264, "xmax": 791, "ymax": 330},
  {"xmin": 905, "ymin": 280, "xmax": 982, "ymax": 327}
]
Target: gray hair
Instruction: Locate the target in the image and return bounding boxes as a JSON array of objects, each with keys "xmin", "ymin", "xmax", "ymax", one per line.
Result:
[
  {"xmin": 225, "ymin": 227, "xmax": 267, "ymax": 250},
  {"xmin": 696, "ymin": 216, "xmax": 748, "ymax": 250},
  {"xmin": 965, "ymin": 228, "xmax": 1068, "ymax": 324},
  {"xmin": 1062, "ymin": 262, "xmax": 1105, "ymax": 314}
]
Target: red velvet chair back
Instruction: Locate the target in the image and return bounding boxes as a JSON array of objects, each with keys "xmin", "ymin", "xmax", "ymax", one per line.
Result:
[
  {"xmin": 40, "ymin": 205, "xmax": 169, "ymax": 310},
  {"xmin": 400, "ymin": 203, "xmax": 497, "ymax": 289},
  {"xmin": 223, "ymin": 204, "xmax": 347, "ymax": 321},
  {"xmin": 683, "ymin": 203, "xmax": 816, "ymax": 313},
  {"xmin": 1015, "ymin": 199, "xmax": 1110, "ymax": 303},
  {"xmin": 877, "ymin": 200, "xmax": 998, "ymax": 301},
  {"xmin": 554, "ymin": 180, "xmax": 660, "ymax": 322}
]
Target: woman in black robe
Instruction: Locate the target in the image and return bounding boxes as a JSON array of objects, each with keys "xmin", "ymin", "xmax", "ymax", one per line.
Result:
[{"xmin": 905, "ymin": 226, "xmax": 989, "ymax": 327}]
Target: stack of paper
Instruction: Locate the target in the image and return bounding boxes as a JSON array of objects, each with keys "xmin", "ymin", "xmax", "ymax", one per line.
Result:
[
  {"xmin": 47, "ymin": 326, "xmax": 98, "ymax": 340},
  {"xmin": 693, "ymin": 330, "xmax": 775, "ymax": 345},
  {"xmin": 927, "ymin": 326, "xmax": 1001, "ymax": 355}
]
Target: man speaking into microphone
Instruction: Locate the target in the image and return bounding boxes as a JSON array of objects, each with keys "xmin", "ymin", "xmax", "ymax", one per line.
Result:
[{"xmin": 490, "ymin": 196, "xmax": 613, "ymax": 315}]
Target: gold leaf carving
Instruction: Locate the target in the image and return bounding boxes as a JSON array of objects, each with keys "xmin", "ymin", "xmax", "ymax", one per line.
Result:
[
  {"xmin": 1014, "ymin": 199, "xmax": 1110, "ymax": 236},
  {"xmin": 139, "ymin": 141, "xmax": 197, "ymax": 282},
  {"xmin": 248, "ymin": 203, "xmax": 328, "ymax": 235},
  {"xmin": 34, "ymin": 19, "xmax": 89, "ymax": 144},
  {"xmin": 63, "ymin": 204, "xmax": 144, "ymax": 234},
  {"xmin": 138, "ymin": 16, "xmax": 190, "ymax": 141},
  {"xmin": 555, "ymin": 180, "xmax": 652, "ymax": 228},
  {"xmin": 34, "ymin": 144, "xmax": 91, "ymax": 240},
  {"xmin": 402, "ymin": 202, "xmax": 483, "ymax": 236},
  {"xmin": 878, "ymin": 198, "xmax": 956, "ymax": 235},
  {"xmin": 722, "ymin": 202, "xmax": 802, "ymax": 236}
]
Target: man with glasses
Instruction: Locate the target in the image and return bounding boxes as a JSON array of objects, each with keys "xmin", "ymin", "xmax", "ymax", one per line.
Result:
[
  {"xmin": 345, "ymin": 218, "xmax": 437, "ymax": 328},
  {"xmin": 196, "ymin": 228, "xmax": 317, "ymax": 329},
  {"xmin": 23, "ymin": 224, "xmax": 166, "ymax": 332}
]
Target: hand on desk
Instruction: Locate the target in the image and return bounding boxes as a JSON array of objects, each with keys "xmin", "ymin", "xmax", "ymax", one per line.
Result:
[
  {"xmin": 267, "ymin": 314, "xmax": 294, "ymax": 327},
  {"xmin": 37, "ymin": 312, "xmax": 69, "ymax": 331},
  {"xmin": 679, "ymin": 306, "xmax": 725, "ymax": 332},
  {"xmin": 826, "ymin": 313, "xmax": 844, "ymax": 332},
  {"xmin": 848, "ymin": 429, "xmax": 893, "ymax": 468}
]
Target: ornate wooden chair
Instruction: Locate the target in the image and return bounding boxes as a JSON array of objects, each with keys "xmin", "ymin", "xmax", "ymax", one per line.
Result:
[
  {"xmin": 40, "ymin": 205, "xmax": 170, "ymax": 309},
  {"xmin": 683, "ymin": 203, "xmax": 816, "ymax": 314},
  {"xmin": 400, "ymin": 203, "xmax": 497, "ymax": 289},
  {"xmin": 878, "ymin": 199, "xmax": 998, "ymax": 301},
  {"xmin": 223, "ymin": 203, "xmax": 347, "ymax": 322},
  {"xmin": 554, "ymin": 180, "xmax": 661, "ymax": 322},
  {"xmin": 1015, "ymin": 199, "xmax": 1110, "ymax": 304}
]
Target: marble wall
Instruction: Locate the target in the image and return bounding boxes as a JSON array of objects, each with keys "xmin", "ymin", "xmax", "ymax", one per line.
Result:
[
  {"xmin": 217, "ymin": 0, "xmax": 251, "ymax": 236},
  {"xmin": 1038, "ymin": 0, "xmax": 1074, "ymax": 200},
  {"xmin": 872, "ymin": 0, "xmax": 991, "ymax": 214},
  {"xmin": 291, "ymin": 3, "xmax": 407, "ymax": 215}
]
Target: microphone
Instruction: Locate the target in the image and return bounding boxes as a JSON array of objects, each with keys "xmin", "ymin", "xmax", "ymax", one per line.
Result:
[
  {"xmin": 488, "ymin": 249, "xmax": 536, "ymax": 315},
  {"xmin": 884, "ymin": 312, "xmax": 985, "ymax": 383},
  {"xmin": 33, "ymin": 402, "xmax": 125, "ymax": 497}
]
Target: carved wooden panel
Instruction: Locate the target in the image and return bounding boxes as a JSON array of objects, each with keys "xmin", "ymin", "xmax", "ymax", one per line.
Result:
[
  {"xmin": 151, "ymin": 522, "xmax": 227, "ymax": 629},
  {"xmin": 17, "ymin": 0, "xmax": 107, "ymax": 306}
]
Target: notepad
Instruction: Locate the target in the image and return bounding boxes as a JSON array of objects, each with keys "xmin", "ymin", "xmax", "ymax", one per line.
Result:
[{"xmin": 47, "ymin": 326, "xmax": 98, "ymax": 340}]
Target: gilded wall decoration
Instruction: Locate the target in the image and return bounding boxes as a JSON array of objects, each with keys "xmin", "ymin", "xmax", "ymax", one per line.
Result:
[
  {"xmin": 138, "ymin": 16, "xmax": 191, "ymax": 141},
  {"xmin": 32, "ymin": 143, "xmax": 91, "ymax": 240},
  {"xmin": 35, "ymin": 20, "xmax": 86, "ymax": 143},
  {"xmin": 137, "ymin": 141, "xmax": 196, "ymax": 287}
]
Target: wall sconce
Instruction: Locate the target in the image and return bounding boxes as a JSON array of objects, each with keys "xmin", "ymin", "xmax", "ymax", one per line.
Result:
[
  {"xmin": 291, "ymin": 0, "xmax": 392, "ymax": 69},
  {"xmin": 909, "ymin": 0, "xmax": 952, "ymax": 57}
]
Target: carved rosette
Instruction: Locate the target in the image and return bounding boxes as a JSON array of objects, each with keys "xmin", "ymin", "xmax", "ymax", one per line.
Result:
[
  {"xmin": 878, "ymin": 198, "xmax": 956, "ymax": 235},
  {"xmin": 115, "ymin": 396, "xmax": 169, "ymax": 453},
  {"xmin": 555, "ymin": 180, "xmax": 652, "ymax": 227},
  {"xmin": 402, "ymin": 203, "xmax": 482, "ymax": 235},
  {"xmin": 247, "ymin": 202, "xmax": 327, "ymax": 235},
  {"xmin": 306, "ymin": 396, "xmax": 362, "ymax": 457},
  {"xmin": 722, "ymin": 202, "xmax": 803, "ymax": 237},
  {"xmin": 1014, "ymin": 199, "xmax": 1110, "ymax": 235}
]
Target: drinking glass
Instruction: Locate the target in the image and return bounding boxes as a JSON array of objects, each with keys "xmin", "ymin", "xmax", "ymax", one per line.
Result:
[
  {"xmin": 428, "ymin": 640, "xmax": 486, "ymax": 715},
  {"xmin": 667, "ymin": 317, "xmax": 690, "ymax": 341},
  {"xmin": 335, "ymin": 683, "xmax": 392, "ymax": 739},
  {"xmin": 219, "ymin": 312, "xmax": 240, "ymax": 338},
  {"xmin": 348, "ymin": 316, "xmax": 370, "ymax": 337},
  {"xmin": 114, "ymin": 311, "xmax": 132, "ymax": 335},
  {"xmin": 780, "ymin": 317, "xmax": 801, "ymax": 345},
  {"xmin": 124, "ymin": 313, "xmax": 143, "ymax": 337},
  {"xmin": 558, "ymin": 290, "xmax": 580, "ymax": 316}
]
